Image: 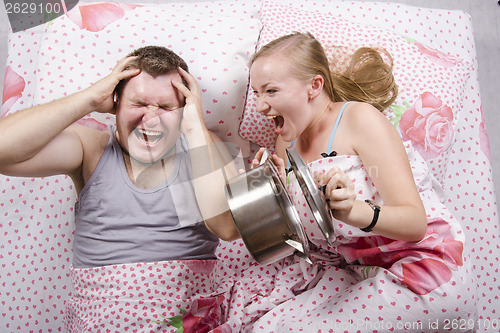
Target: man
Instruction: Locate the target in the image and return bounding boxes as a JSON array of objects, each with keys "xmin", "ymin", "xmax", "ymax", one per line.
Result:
[{"xmin": 0, "ymin": 46, "xmax": 240, "ymax": 268}]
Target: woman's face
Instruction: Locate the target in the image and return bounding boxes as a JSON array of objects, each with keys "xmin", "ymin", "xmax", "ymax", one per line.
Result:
[
  {"xmin": 250, "ymin": 54, "xmax": 315, "ymax": 142},
  {"xmin": 115, "ymin": 71, "xmax": 184, "ymax": 164}
]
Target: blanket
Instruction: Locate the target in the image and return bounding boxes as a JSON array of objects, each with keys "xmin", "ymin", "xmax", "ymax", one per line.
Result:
[
  {"xmin": 223, "ymin": 143, "xmax": 477, "ymax": 333},
  {"xmin": 65, "ymin": 260, "xmax": 234, "ymax": 332}
]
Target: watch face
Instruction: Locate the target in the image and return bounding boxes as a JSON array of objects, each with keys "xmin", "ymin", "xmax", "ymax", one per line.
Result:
[{"xmin": 286, "ymin": 147, "xmax": 335, "ymax": 245}]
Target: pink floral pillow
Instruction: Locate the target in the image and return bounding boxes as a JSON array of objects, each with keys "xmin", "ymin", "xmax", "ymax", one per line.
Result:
[
  {"xmin": 1, "ymin": 66, "xmax": 25, "ymax": 118},
  {"xmin": 239, "ymin": 1, "xmax": 472, "ymax": 184},
  {"xmin": 32, "ymin": 2, "xmax": 261, "ymax": 156}
]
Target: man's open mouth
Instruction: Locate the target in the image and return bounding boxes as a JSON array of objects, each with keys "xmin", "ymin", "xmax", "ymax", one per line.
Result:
[{"xmin": 135, "ymin": 128, "xmax": 164, "ymax": 145}]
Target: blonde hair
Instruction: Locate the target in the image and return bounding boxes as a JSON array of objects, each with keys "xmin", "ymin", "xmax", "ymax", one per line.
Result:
[{"xmin": 250, "ymin": 32, "xmax": 397, "ymax": 112}]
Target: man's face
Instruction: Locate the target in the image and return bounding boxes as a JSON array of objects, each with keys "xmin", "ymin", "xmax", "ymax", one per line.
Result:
[{"xmin": 115, "ymin": 71, "xmax": 184, "ymax": 164}]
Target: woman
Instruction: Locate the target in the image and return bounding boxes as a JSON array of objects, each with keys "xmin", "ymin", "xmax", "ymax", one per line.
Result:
[{"xmin": 245, "ymin": 32, "xmax": 476, "ymax": 332}]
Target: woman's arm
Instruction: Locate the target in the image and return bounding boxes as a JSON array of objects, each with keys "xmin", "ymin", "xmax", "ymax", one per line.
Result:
[
  {"xmin": 323, "ymin": 103, "xmax": 427, "ymax": 241},
  {"xmin": 173, "ymin": 67, "xmax": 240, "ymax": 241}
]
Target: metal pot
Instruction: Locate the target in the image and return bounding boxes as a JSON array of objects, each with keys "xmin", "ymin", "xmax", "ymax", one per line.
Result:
[{"xmin": 225, "ymin": 151, "xmax": 311, "ymax": 265}]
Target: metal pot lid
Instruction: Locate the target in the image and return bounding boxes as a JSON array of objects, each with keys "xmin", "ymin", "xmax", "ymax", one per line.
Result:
[
  {"xmin": 286, "ymin": 147, "xmax": 335, "ymax": 245},
  {"xmin": 262, "ymin": 153, "xmax": 312, "ymax": 262}
]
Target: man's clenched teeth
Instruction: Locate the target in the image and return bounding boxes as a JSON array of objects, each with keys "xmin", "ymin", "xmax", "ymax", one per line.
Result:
[{"xmin": 135, "ymin": 128, "xmax": 163, "ymax": 144}]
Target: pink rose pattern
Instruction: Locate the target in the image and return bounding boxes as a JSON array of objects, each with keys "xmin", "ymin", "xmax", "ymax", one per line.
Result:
[
  {"xmin": 337, "ymin": 218, "xmax": 464, "ymax": 295},
  {"xmin": 75, "ymin": 117, "xmax": 107, "ymax": 131},
  {"xmin": 65, "ymin": 3, "xmax": 141, "ymax": 32},
  {"xmin": 158, "ymin": 295, "xmax": 228, "ymax": 333},
  {"xmin": 398, "ymin": 92, "xmax": 454, "ymax": 160},
  {"xmin": 182, "ymin": 296, "xmax": 225, "ymax": 333},
  {"xmin": 1, "ymin": 66, "xmax": 25, "ymax": 118},
  {"xmin": 479, "ymin": 105, "xmax": 491, "ymax": 159},
  {"xmin": 404, "ymin": 36, "xmax": 463, "ymax": 69},
  {"xmin": 185, "ymin": 259, "xmax": 218, "ymax": 275},
  {"xmin": 413, "ymin": 40, "xmax": 462, "ymax": 68}
]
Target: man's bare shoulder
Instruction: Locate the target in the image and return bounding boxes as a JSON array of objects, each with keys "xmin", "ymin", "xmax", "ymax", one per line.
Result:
[{"xmin": 70, "ymin": 123, "xmax": 111, "ymax": 189}]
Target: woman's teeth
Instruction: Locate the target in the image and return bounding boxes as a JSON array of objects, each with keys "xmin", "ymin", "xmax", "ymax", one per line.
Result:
[
  {"xmin": 266, "ymin": 115, "xmax": 284, "ymax": 131},
  {"xmin": 135, "ymin": 128, "xmax": 163, "ymax": 144}
]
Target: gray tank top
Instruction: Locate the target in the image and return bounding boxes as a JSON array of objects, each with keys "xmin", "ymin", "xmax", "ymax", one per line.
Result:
[{"xmin": 73, "ymin": 126, "xmax": 219, "ymax": 268}]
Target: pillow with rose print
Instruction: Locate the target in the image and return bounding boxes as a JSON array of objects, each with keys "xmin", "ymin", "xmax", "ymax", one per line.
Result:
[
  {"xmin": 33, "ymin": 1, "xmax": 261, "ymax": 157},
  {"xmin": 239, "ymin": 0, "xmax": 472, "ymax": 184}
]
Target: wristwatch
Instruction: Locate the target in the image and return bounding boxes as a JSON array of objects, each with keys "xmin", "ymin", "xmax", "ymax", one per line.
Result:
[{"xmin": 360, "ymin": 199, "xmax": 380, "ymax": 232}]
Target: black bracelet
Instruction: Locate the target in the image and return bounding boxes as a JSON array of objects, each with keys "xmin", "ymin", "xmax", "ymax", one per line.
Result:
[{"xmin": 360, "ymin": 199, "xmax": 380, "ymax": 232}]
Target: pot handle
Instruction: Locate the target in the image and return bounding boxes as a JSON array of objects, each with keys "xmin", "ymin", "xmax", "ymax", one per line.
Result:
[
  {"xmin": 259, "ymin": 148, "xmax": 270, "ymax": 165},
  {"xmin": 284, "ymin": 236, "xmax": 312, "ymax": 264},
  {"xmin": 293, "ymin": 250, "xmax": 312, "ymax": 264}
]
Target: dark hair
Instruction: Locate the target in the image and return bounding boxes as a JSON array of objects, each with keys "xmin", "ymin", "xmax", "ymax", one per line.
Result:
[
  {"xmin": 115, "ymin": 46, "xmax": 189, "ymax": 97},
  {"xmin": 250, "ymin": 32, "xmax": 397, "ymax": 112}
]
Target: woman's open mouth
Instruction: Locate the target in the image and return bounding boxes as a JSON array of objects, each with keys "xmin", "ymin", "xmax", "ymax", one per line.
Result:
[
  {"xmin": 266, "ymin": 115, "xmax": 285, "ymax": 133},
  {"xmin": 135, "ymin": 128, "xmax": 164, "ymax": 145}
]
